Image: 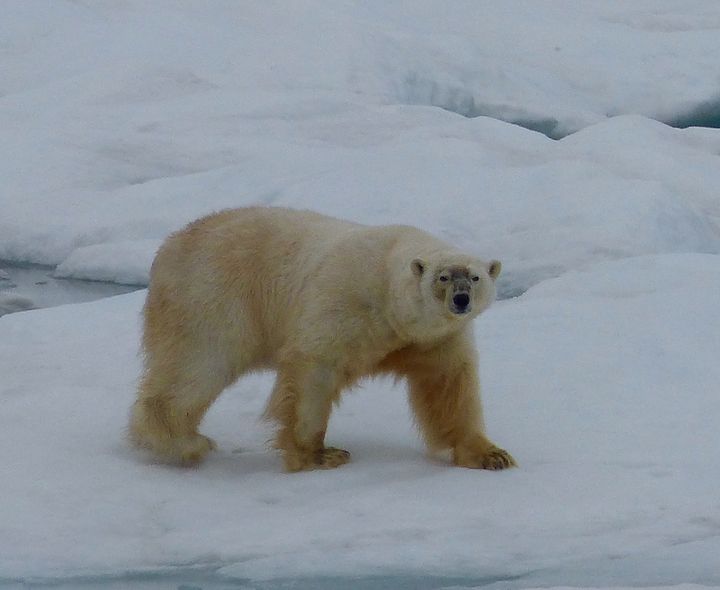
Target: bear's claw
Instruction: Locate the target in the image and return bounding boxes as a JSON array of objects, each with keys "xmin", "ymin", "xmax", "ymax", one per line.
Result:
[
  {"xmin": 283, "ymin": 445, "xmax": 352, "ymax": 471},
  {"xmin": 314, "ymin": 447, "xmax": 351, "ymax": 469},
  {"xmin": 480, "ymin": 446, "xmax": 517, "ymax": 470}
]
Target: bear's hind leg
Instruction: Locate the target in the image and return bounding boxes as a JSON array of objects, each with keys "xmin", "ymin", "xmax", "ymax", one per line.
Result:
[
  {"xmin": 265, "ymin": 361, "xmax": 350, "ymax": 472},
  {"xmin": 130, "ymin": 363, "xmax": 227, "ymax": 466}
]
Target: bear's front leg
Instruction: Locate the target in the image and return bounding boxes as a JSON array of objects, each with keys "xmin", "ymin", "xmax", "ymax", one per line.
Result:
[
  {"xmin": 404, "ymin": 338, "xmax": 516, "ymax": 470},
  {"xmin": 265, "ymin": 361, "xmax": 351, "ymax": 472}
]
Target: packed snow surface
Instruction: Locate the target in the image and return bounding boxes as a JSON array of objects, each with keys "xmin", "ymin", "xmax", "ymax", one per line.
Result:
[{"xmin": 1, "ymin": 1, "xmax": 720, "ymax": 588}]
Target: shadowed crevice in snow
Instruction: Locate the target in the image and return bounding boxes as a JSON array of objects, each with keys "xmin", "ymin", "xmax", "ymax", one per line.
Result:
[
  {"xmin": 397, "ymin": 73, "xmax": 570, "ymax": 139},
  {"xmin": 495, "ymin": 265, "xmax": 567, "ymax": 300},
  {"xmin": 663, "ymin": 96, "xmax": 720, "ymax": 130},
  {"xmin": 398, "ymin": 73, "xmax": 720, "ymax": 138}
]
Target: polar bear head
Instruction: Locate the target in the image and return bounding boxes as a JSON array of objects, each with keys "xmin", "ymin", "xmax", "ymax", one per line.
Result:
[{"xmin": 411, "ymin": 254, "xmax": 500, "ymax": 322}]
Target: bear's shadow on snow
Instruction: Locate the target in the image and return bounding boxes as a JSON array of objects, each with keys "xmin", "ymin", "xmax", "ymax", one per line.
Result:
[{"xmin": 213, "ymin": 439, "xmax": 426, "ymax": 477}]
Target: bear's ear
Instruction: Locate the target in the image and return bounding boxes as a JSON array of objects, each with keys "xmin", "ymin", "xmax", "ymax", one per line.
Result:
[
  {"xmin": 488, "ymin": 260, "xmax": 502, "ymax": 280},
  {"xmin": 411, "ymin": 259, "xmax": 425, "ymax": 278}
]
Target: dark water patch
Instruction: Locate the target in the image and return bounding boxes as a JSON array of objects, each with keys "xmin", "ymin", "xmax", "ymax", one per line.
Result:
[
  {"xmin": 0, "ymin": 260, "xmax": 139, "ymax": 316},
  {"xmin": 0, "ymin": 571, "xmax": 530, "ymax": 590},
  {"xmin": 6, "ymin": 568, "xmax": 718, "ymax": 590},
  {"xmin": 6, "ymin": 552, "xmax": 719, "ymax": 590}
]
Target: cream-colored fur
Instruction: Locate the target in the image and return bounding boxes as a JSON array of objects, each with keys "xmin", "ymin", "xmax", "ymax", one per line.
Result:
[{"xmin": 130, "ymin": 207, "xmax": 515, "ymax": 471}]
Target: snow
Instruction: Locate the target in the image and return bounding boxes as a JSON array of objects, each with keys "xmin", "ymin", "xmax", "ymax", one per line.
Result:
[
  {"xmin": 1, "ymin": 1, "xmax": 720, "ymax": 588},
  {"xmin": 2, "ymin": 258, "xmax": 720, "ymax": 588},
  {"xmin": 53, "ymin": 239, "xmax": 161, "ymax": 286}
]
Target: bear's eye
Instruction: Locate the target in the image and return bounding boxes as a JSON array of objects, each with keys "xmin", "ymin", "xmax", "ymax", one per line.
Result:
[
  {"xmin": 471, "ymin": 276, "xmax": 480, "ymax": 282},
  {"xmin": 439, "ymin": 276, "xmax": 449, "ymax": 282}
]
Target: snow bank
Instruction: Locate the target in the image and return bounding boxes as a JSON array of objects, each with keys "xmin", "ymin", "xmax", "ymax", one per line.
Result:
[
  {"xmin": 4, "ymin": 112, "xmax": 720, "ymax": 299},
  {"xmin": 54, "ymin": 240, "xmax": 161, "ymax": 285},
  {"xmin": 1, "ymin": 254, "xmax": 719, "ymax": 586},
  {"xmin": 2, "ymin": 2, "xmax": 720, "ymax": 292}
]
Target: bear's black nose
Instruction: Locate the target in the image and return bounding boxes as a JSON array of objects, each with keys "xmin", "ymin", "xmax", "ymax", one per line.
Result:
[{"xmin": 453, "ymin": 293, "xmax": 470, "ymax": 309}]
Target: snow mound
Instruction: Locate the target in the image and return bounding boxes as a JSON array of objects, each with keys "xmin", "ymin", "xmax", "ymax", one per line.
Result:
[
  {"xmin": 54, "ymin": 240, "xmax": 161, "ymax": 285},
  {"xmin": 3, "ymin": 3, "xmax": 720, "ymax": 289}
]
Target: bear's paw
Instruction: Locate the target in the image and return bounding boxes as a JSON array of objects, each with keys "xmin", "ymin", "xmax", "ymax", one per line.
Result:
[
  {"xmin": 453, "ymin": 441, "xmax": 516, "ymax": 470},
  {"xmin": 315, "ymin": 446, "xmax": 352, "ymax": 469},
  {"xmin": 173, "ymin": 434, "xmax": 217, "ymax": 467}
]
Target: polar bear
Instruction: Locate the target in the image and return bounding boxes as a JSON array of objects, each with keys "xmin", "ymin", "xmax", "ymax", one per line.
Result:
[{"xmin": 130, "ymin": 207, "xmax": 515, "ymax": 472}]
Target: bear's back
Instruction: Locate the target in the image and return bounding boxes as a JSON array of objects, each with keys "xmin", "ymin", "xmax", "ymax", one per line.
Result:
[{"xmin": 147, "ymin": 208, "xmax": 367, "ymax": 345}]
